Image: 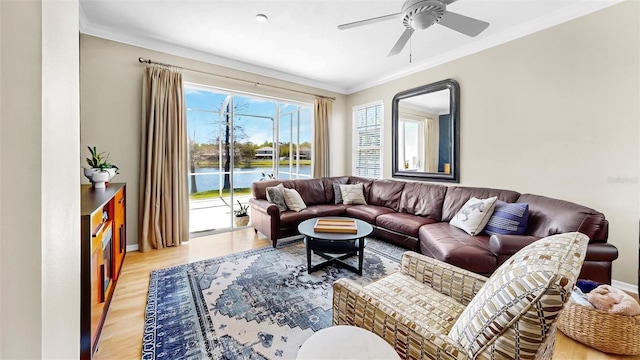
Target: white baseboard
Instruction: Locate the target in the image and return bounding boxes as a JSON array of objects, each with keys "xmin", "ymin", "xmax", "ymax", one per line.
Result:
[
  {"xmin": 126, "ymin": 244, "xmax": 139, "ymax": 252},
  {"xmin": 612, "ymin": 280, "xmax": 638, "ymax": 294}
]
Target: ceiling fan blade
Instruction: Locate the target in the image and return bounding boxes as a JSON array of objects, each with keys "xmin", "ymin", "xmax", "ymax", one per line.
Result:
[
  {"xmin": 388, "ymin": 28, "xmax": 415, "ymax": 56},
  {"xmin": 438, "ymin": 10, "xmax": 489, "ymax": 37},
  {"xmin": 338, "ymin": 13, "xmax": 401, "ymax": 30}
]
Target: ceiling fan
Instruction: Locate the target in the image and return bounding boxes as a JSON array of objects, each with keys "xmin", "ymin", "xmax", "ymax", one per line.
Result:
[{"xmin": 338, "ymin": 0, "xmax": 489, "ymax": 56}]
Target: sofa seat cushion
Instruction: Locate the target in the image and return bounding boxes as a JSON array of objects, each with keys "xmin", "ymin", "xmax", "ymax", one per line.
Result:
[
  {"xmin": 419, "ymin": 222, "xmax": 496, "ymax": 275},
  {"xmin": 280, "ymin": 209, "xmax": 316, "ymax": 227},
  {"xmin": 376, "ymin": 212, "xmax": 438, "ymax": 237},
  {"xmin": 307, "ymin": 204, "xmax": 348, "ymax": 217},
  {"xmin": 365, "ymin": 272, "xmax": 465, "ymax": 335},
  {"xmin": 345, "ymin": 205, "xmax": 395, "ymax": 224}
]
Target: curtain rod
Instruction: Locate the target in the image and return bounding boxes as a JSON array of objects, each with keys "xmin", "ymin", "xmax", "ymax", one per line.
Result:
[{"xmin": 138, "ymin": 57, "xmax": 336, "ymax": 101}]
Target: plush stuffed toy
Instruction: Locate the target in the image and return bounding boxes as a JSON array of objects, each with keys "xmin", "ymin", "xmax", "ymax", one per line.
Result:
[{"xmin": 587, "ymin": 285, "xmax": 640, "ymax": 316}]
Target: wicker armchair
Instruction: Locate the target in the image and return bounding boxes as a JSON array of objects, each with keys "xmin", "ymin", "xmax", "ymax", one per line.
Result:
[{"xmin": 333, "ymin": 232, "xmax": 589, "ymax": 360}]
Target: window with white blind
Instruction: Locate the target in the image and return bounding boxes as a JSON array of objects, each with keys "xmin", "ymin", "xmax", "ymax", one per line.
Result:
[{"xmin": 352, "ymin": 102, "xmax": 383, "ymax": 179}]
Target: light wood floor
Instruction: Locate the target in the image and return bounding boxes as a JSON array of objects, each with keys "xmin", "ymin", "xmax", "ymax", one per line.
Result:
[{"xmin": 94, "ymin": 229, "xmax": 636, "ymax": 359}]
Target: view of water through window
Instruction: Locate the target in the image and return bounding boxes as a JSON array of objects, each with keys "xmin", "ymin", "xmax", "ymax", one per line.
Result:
[{"xmin": 185, "ymin": 83, "xmax": 313, "ymax": 232}]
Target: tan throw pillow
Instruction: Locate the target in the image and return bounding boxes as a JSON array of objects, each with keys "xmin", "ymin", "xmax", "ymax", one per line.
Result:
[
  {"xmin": 339, "ymin": 183, "xmax": 367, "ymax": 205},
  {"xmin": 265, "ymin": 184, "xmax": 287, "ymax": 212},
  {"xmin": 449, "ymin": 196, "xmax": 498, "ymax": 235},
  {"xmin": 282, "ymin": 187, "xmax": 307, "ymax": 212}
]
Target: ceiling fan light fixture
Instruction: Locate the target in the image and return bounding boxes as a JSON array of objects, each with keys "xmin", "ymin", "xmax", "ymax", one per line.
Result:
[
  {"xmin": 255, "ymin": 14, "xmax": 268, "ymax": 23},
  {"xmin": 412, "ymin": 12, "xmax": 438, "ymax": 29},
  {"xmin": 338, "ymin": 0, "xmax": 489, "ymax": 57}
]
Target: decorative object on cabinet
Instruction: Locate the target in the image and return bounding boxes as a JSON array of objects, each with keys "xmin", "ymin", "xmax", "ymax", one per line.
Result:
[
  {"xmin": 80, "ymin": 183, "xmax": 126, "ymax": 359},
  {"xmin": 84, "ymin": 146, "xmax": 119, "ymax": 188}
]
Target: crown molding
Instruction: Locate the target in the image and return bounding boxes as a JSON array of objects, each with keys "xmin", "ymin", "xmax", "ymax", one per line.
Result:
[
  {"xmin": 345, "ymin": 0, "xmax": 625, "ymax": 94},
  {"xmin": 79, "ymin": 1, "xmax": 623, "ymax": 96},
  {"xmin": 78, "ymin": 15, "xmax": 349, "ymax": 95}
]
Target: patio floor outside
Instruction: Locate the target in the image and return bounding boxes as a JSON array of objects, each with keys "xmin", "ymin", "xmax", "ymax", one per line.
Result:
[{"xmin": 189, "ymin": 194, "xmax": 253, "ymax": 234}]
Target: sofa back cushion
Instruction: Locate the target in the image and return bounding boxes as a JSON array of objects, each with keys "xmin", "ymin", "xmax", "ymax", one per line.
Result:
[
  {"xmin": 251, "ymin": 179, "xmax": 296, "ymax": 200},
  {"xmin": 441, "ymin": 186, "xmax": 520, "ymax": 222},
  {"xmin": 366, "ymin": 179, "xmax": 406, "ymax": 210},
  {"xmin": 348, "ymin": 176, "xmax": 374, "ymax": 200},
  {"xmin": 448, "ymin": 232, "xmax": 588, "ymax": 359},
  {"xmin": 517, "ymin": 193, "xmax": 608, "ymax": 243},
  {"xmin": 399, "ymin": 182, "xmax": 447, "ymax": 220},
  {"xmin": 321, "ymin": 176, "xmax": 349, "ymax": 204},
  {"xmin": 293, "ymin": 178, "xmax": 327, "ymax": 206}
]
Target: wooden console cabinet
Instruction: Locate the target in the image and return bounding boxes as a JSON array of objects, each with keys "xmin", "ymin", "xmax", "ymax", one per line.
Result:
[{"xmin": 80, "ymin": 183, "xmax": 126, "ymax": 359}]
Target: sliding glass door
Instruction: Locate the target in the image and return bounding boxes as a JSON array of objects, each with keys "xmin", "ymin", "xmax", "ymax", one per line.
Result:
[{"xmin": 185, "ymin": 84, "xmax": 312, "ymax": 234}]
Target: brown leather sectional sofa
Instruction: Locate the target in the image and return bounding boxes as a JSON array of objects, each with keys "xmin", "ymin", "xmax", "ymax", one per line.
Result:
[{"xmin": 249, "ymin": 176, "xmax": 618, "ymax": 284}]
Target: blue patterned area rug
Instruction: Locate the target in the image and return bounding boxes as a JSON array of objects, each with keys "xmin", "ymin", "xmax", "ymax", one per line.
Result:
[{"xmin": 142, "ymin": 237, "xmax": 404, "ymax": 359}]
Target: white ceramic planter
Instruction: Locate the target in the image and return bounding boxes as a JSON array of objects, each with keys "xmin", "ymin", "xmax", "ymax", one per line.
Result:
[
  {"xmin": 84, "ymin": 168, "xmax": 100, "ymax": 182},
  {"xmin": 105, "ymin": 168, "xmax": 117, "ymax": 181},
  {"xmin": 91, "ymin": 171, "xmax": 109, "ymax": 189}
]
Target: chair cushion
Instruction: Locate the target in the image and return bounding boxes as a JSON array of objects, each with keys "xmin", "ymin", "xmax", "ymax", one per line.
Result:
[
  {"xmin": 365, "ymin": 272, "xmax": 465, "ymax": 336},
  {"xmin": 448, "ymin": 232, "xmax": 589, "ymax": 359}
]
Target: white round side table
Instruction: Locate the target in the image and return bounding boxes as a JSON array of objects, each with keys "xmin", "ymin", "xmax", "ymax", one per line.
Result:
[{"xmin": 296, "ymin": 325, "xmax": 400, "ymax": 359}]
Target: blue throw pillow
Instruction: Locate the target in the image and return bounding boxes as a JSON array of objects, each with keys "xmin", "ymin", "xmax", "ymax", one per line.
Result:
[{"xmin": 483, "ymin": 201, "xmax": 529, "ymax": 235}]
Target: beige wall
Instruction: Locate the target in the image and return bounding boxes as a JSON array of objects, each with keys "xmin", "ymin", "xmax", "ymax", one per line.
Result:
[
  {"xmin": 80, "ymin": 35, "xmax": 347, "ymax": 248},
  {"xmin": 347, "ymin": 1, "xmax": 639, "ymax": 285},
  {"xmin": 1, "ymin": 0, "xmax": 80, "ymax": 358}
]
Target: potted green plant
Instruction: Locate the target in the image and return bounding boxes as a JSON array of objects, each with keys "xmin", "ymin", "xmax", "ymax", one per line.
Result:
[
  {"xmin": 233, "ymin": 200, "xmax": 250, "ymax": 226},
  {"xmin": 85, "ymin": 146, "xmax": 119, "ymax": 188},
  {"xmin": 260, "ymin": 172, "xmax": 275, "ymax": 181}
]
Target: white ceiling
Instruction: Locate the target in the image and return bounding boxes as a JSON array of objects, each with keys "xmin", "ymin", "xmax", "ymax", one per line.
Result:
[{"xmin": 79, "ymin": 0, "xmax": 622, "ymax": 94}]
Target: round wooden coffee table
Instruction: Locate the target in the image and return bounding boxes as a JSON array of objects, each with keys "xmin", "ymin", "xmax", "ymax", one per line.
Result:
[
  {"xmin": 296, "ymin": 325, "xmax": 400, "ymax": 359},
  {"xmin": 297, "ymin": 217, "xmax": 373, "ymax": 275}
]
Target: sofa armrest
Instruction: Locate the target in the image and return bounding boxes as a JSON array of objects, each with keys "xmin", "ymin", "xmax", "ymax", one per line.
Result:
[
  {"xmin": 332, "ymin": 279, "xmax": 469, "ymax": 360},
  {"xmin": 400, "ymin": 251, "xmax": 488, "ymax": 306},
  {"xmin": 249, "ymin": 198, "xmax": 279, "ymax": 216},
  {"xmin": 585, "ymin": 243, "xmax": 619, "ymax": 261},
  {"xmin": 489, "ymin": 234, "xmax": 541, "ymax": 257}
]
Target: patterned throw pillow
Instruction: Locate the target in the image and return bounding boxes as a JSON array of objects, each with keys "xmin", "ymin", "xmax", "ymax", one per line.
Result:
[
  {"xmin": 333, "ymin": 183, "xmax": 343, "ymax": 204},
  {"xmin": 282, "ymin": 187, "xmax": 307, "ymax": 212},
  {"xmin": 448, "ymin": 232, "xmax": 589, "ymax": 359},
  {"xmin": 265, "ymin": 184, "xmax": 288, "ymax": 212},
  {"xmin": 483, "ymin": 201, "xmax": 529, "ymax": 235},
  {"xmin": 449, "ymin": 196, "xmax": 498, "ymax": 235},
  {"xmin": 339, "ymin": 184, "xmax": 367, "ymax": 205}
]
